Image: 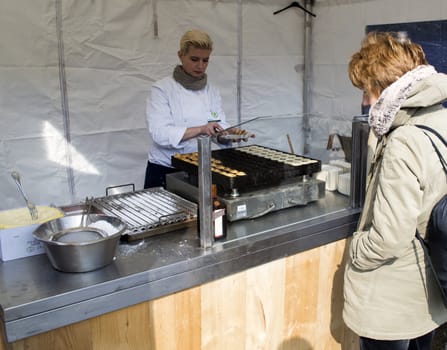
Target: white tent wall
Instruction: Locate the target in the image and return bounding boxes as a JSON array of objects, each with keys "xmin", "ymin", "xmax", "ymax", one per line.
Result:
[
  {"xmin": 310, "ymin": 0, "xmax": 447, "ymax": 161},
  {"xmin": 1, "ymin": 0, "xmax": 447, "ymax": 211},
  {"xmin": 0, "ymin": 0, "xmax": 305, "ymax": 210}
]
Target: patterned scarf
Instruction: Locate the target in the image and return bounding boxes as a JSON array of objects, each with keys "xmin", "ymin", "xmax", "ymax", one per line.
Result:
[
  {"xmin": 369, "ymin": 65, "xmax": 437, "ymax": 137},
  {"xmin": 173, "ymin": 65, "xmax": 207, "ymax": 91}
]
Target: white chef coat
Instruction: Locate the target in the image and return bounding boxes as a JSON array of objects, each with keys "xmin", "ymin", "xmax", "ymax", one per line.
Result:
[{"xmin": 146, "ymin": 76, "xmax": 229, "ymax": 167}]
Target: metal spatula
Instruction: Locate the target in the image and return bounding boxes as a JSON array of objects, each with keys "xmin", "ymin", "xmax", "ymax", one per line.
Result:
[{"xmin": 11, "ymin": 171, "xmax": 39, "ymax": 220}]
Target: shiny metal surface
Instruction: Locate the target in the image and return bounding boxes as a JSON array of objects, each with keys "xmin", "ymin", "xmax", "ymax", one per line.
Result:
[
  {"xmin": 221, "ymin": 177, "xmax": 325, "ymax": 221},
  {"xmin": 92, "ymin": 187, "xmax": 197, "ymax": 241},
  {"xmin": 350, "ymin": 115, "xmax": 369, "ymax": 208},
  {"xmin": 0, "ymin": 192, "xmax": 359, "ymax": 342},
  {"xmin": 198, "ymin": 136, "xmax": 213, "ymax": 248},
  {"xmin": 167, "ymin": 171, "xmax": 326, "ymax": 222},
  {"xmin": 166, "ymin": 172, "xmax": 198, "ymax": 204},
  {"xmin": 33, "ymin": 214, "xmax": 126, "ymax": 273}
]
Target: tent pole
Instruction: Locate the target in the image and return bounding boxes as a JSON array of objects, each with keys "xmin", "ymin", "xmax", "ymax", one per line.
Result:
[
  {"xmin": 302, "ymin": 0, "xmax": 314, "ymax": 155},
  {"xmin": 236, "ymin": 0, "xmax": 243, "ymax": 124},
  {"xmin": 55, "ymin": 0, "xmax": 76, "ymax": 203}
]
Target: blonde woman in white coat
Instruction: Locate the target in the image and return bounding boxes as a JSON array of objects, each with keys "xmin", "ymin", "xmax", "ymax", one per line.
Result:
[
  {"xmin": 145, "ymin": 29, "xmax": 233, "ymax": 188},
  {"xmin": 343, "ymin": 32, "xmax": 447, "ymax": 350}
]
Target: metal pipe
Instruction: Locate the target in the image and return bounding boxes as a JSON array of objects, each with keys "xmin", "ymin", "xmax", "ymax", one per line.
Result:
[{"xmin": 198, "ymin": 136, "xmax": 213, "ymax": 248}]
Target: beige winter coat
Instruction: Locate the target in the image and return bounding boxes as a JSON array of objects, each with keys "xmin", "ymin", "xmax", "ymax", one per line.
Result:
[{"xmin": 343, "ymin": 74, "xmax": 447, "ymax": 340}]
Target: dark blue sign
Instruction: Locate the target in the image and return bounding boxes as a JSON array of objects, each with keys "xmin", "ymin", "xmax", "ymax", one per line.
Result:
[{"xmin": 367, "ymin": 20, "xmax": 447, "ymax": 74}]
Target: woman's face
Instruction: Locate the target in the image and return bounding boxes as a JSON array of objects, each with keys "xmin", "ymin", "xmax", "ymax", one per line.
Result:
[
  {"xmin": 369, "ymin": 94, "xmax": 379, "ymax": 105},
  {"xmin": 364, "ymin": 91, "xmax": 379, "ymax": 106},
  {"xmin": 178, "ymin": 47, "xmax": 211, "ymax": 78}
]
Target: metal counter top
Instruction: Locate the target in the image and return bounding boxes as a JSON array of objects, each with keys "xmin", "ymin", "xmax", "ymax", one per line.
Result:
[{"xmin": 0, "ymin": 192, "xmax": 360, "ymax": 342}]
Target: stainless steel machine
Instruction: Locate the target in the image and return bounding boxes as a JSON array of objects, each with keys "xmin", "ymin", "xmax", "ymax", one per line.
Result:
[{"xmin": 167, "ymin": 144, "xmax": 326, "ymax": 222}]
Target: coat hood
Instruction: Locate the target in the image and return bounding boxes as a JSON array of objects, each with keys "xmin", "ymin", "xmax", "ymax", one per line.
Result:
[
  {"xmin": 390, "ymin": 73, "xmax": 447, "ymax": 130},
  {"xmin": 403, "ymin": 73, "xmax": 447, "ymax": 108}
]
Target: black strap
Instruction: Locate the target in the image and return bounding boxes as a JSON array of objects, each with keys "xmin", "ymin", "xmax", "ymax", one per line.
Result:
[
  {"xmin": 414, "ymin": 124, "xmax": 447, "ymax": 305},
  {"xmin": 415, "ymin": 124, "xmax": 447, "ymax": 147},
  {"xmin": 415, "ymin": 124, "xmax": 447, "ymax": 172}
]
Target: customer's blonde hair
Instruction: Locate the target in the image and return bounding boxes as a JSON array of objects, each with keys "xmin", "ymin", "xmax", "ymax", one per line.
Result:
[
  {"xmin": 179, "ymin": 29, "xmax": 213, "ymax": 55},
  {"xmin": 349, "ymin": 32, "xmax": 427, "ymax": 97}
]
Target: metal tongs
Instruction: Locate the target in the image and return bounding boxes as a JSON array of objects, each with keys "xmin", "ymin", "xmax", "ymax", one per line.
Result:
[
  {"xmin": 11, "ymin": 171, "xmax": 39, "ymax": 220},
  {"xmin": 81, "ymin": 196, "xmax": 94, "ymax": 227}
]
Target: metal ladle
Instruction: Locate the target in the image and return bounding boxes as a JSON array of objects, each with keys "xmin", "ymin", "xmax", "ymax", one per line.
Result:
[{"xmin": 11, "ymin": 171, "xmax": 39, "ymax": 220}]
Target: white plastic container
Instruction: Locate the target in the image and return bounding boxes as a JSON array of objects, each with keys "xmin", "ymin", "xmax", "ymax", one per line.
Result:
[
  {"xmin": 0, "ymin": 223, "xmax": 44, "ymax": 261},
  {"xmin": 0, "ymin": 206, "xmax": 64, "ymax": 261}
]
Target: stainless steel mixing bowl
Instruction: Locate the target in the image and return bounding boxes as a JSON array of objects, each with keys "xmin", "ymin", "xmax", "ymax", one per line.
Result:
[{"xmin": 33, "ymin": 214, "xmax": 127, "ymax": 272}]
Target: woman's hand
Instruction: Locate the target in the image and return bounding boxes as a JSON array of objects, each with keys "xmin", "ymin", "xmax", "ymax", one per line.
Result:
[
  {"xmin": 201, "ymin": 122, "xmax": 223, "ymax": 136},
  {"xmin": 182, "ymin": 122, "xmax": 223, "ymax": 141}
]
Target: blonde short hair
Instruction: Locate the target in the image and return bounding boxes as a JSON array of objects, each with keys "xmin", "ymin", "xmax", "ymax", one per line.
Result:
[
  {"xmin": 179, "ymin": 29, "xmax": 213, "ymax": 55},
  {"xmin": 348, "ymin": 32, "xmax": 427, "ymax": 97}
]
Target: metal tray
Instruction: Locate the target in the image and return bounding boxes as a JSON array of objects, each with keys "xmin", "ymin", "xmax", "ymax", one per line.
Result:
[
  {"xmin": 64, "ymin": 188, "xmax": 197, "ymax": 242},
  {"xmin": 171, "ymin": 145, "xmax": 321, "ymax": 193}
]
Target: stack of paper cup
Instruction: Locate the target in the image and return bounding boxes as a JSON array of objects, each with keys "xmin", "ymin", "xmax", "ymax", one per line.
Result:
[
  {"xmin": 315, "ymin": 164, "xmax": 343, "ymax": 191},
  {"xmin": 337, "ymin": 172, "xmax": 351, "ymax": 196}
]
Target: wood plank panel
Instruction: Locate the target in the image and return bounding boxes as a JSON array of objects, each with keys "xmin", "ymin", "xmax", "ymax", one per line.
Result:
[
  {"xmin": 315, "ymin": 240, "xmax": 356, "ymax": 350},
  {"xmin": 1, "ymin": 238, "xmax": 358, "ymax": 350},
  {"xmin": 245, "ymin": 258, "xmax": 285, "ymax": 350},
  {"xmin": 201, "ymin": 269, "xmax": 247, "ymax": 349},
  {"xmin": 90, "ymin": 302, "xmax": 152, "ymax": 350},
  {"xmin": 0, "ymin": 324, "xmax": 10, "ymax": 350},
  {"xmin": 284, "ymin": 244, "xmax": 321, "ymax": 349},
  {"xmin": 6, "ymin": 320, "xmax": 93, "ymax": 350},
  {"xmin": 150, "ymin": 286, "xmax": 201, "ymax": 350}
]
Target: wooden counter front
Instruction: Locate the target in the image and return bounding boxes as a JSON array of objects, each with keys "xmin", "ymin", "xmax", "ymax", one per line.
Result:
[{"xmin": 1, "ymin": 238, "xmax": 358, "ymax": 350}]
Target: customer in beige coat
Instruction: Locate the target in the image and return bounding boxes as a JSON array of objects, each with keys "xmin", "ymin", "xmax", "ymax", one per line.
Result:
[{"xmin": 343, "ymin": 32, "xmax": 447, "ymax": 350}]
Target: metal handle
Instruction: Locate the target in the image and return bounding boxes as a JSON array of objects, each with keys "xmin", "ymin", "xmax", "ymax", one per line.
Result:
[
  {"xmin": 159, "ymin": 211, "xmax": 188, "ymax": 225},
  {"xmin": 247, "ymin": 203, "xmax": 276, "ymax": 219},
  {"xmin": 106, "ymin": 183, "xmax": 135, "ymax": 196}
]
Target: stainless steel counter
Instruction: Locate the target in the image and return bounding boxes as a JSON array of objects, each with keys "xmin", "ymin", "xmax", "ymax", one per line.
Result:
[{"xmin": 0, "ymin": 191, "xmax": 359, "ymax": 342}]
